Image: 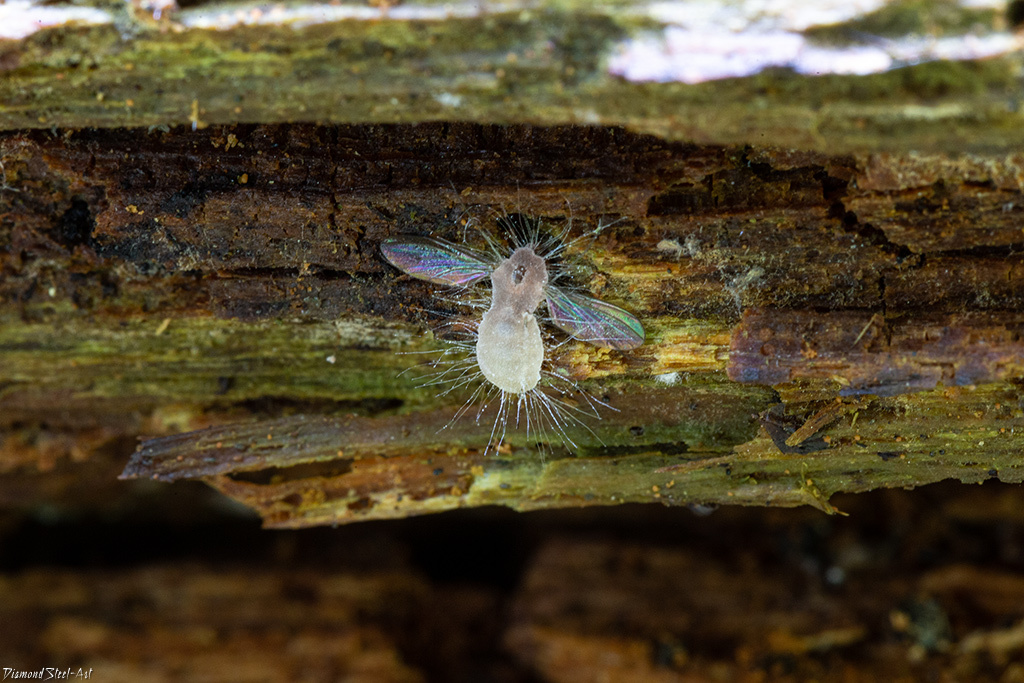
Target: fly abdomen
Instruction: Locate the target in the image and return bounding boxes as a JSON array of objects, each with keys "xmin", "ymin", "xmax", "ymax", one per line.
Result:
[{"xmin": 475, "ymin": 306, "xmax": 544, "ymax": 394}]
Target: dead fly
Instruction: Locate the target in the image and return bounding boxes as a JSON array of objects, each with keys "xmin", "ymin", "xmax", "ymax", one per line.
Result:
[{"xmin": 381, "ymin": 215, "xmax": 644, "ymax": 452}]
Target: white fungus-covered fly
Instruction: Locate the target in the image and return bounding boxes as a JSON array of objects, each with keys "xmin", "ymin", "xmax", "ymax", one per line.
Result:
[{"xmin": 381, "ymin": 214, "xmax": 644, "ymax": 451}]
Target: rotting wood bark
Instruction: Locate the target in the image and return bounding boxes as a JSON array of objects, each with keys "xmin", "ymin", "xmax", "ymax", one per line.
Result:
[
  {"xmin": 3, "ymin": 123, "xmax": 1024, "ymax": 524},
  {"xmin": 1, "ymin": 1, "xmax": 1023, "ymax": 153}
]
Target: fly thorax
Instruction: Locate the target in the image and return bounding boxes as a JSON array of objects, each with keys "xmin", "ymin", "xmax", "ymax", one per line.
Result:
[
  {"xmin": 476, "ymin": 306, "xmax": 544, "ymax": 394},
  {"xmin": 489, "ymin": 247, "xmax": 548, "ymax": 316}
]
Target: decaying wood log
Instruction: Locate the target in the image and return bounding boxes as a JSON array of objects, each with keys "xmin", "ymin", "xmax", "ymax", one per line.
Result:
[
  {"xmin": 4, "ymin": 1, "xmax": 1024, "ymax": 679},
  {"xmin": 1, "ymin": 123, "xmax": 1023, "ymax": 524},
  {"xmin": 2, "ymin": 0, "xmax": 1023, "ymax": 153}
]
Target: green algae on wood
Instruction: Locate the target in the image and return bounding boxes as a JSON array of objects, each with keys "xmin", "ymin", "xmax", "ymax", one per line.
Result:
[
  {"xmin": 121, "ymin": 382, "xmax": 1024, "ymax": 526},
  {"xmin": 0, "ymin": 315, "xmax": 435, "ymax": 405},
  {"xmin": 1, "ymin": 2, "xmax": 1023, "ymax": 153}
]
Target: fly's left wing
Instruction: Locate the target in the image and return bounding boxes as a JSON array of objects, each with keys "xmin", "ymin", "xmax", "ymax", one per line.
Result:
[
  {"xmin": 545, "ymin": 286, "xmax": 645, "ymax": 351},
  {"xmin": 380, "ymin": 236, "xmax": 493, "ymax": 286}
]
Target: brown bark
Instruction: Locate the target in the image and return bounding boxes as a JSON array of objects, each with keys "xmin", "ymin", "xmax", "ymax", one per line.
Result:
[{"xmin": 3, "ymin": 124, "xmax": 1024, "ymax": 523}]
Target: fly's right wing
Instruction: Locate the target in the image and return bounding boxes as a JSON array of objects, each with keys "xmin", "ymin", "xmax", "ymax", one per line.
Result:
[
  {"xmin": 381, "ymin": 236, "xmax": 493, "ymax": 286},
  {"xmin": 546, "ymin": 286, "xmax": 645, "ymax": 351}
]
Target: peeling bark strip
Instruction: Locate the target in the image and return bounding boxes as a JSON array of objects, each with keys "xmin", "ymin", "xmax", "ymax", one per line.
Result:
[
  {"xmin": 123, "ymin": 383, "xmax": 763, "ymax": 483},
  {"xmin": 121, "ymin": 384, "xmax": 770, "ymax": 525},
  {"xmin": 729, "ymin": 310, "xmax": 1024, "ymax": 395},
  {"xmin": 121, "ymin": 383, "xmax": 1024, "ymax": 525}
]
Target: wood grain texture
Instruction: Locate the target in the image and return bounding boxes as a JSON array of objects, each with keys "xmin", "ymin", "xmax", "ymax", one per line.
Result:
[{"xmin": 2, "ymin": 124, "xmax": 1024, "ymax": 523}]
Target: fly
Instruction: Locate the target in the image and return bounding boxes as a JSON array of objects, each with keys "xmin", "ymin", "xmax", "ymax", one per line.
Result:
[{"xmin": 380, "ymin": 218, "xmax": 644, "ymax": 450}]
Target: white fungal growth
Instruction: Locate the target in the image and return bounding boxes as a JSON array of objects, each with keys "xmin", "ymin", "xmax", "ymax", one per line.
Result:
[
  {"xmin": 381, "ymin": 212, "xmax": 645, "ymax": 452},
  {"xmin": 656, "ymin": 238, "xmax": 684, "ymax": 259},
  {"xmin": 726, "ymin": 265, "xmax": 765, "ymax": 312},
  {"xmin": 655, "ymin": 371, "xmax": 680, "ymax": 386}
]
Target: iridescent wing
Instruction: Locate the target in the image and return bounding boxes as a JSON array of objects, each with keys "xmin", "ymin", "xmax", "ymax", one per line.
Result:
[
  {"xmin": 545, "ymin": 286, "xmax": 645, "ymax": 351},
  {"xmin": 381, "ymin": 236, "xmax": 493, "ymax": 286}
]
